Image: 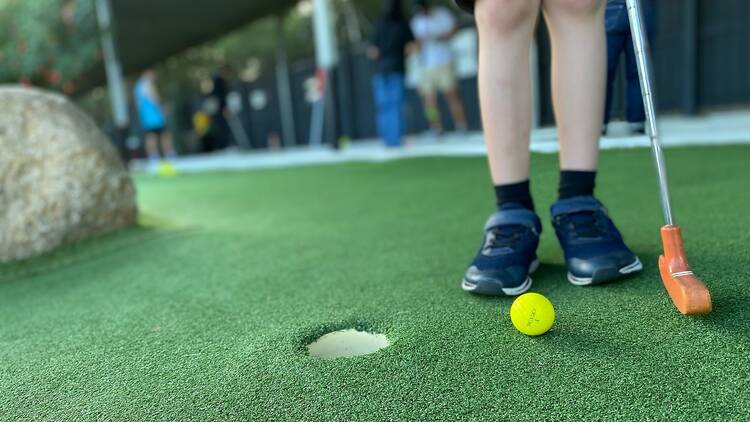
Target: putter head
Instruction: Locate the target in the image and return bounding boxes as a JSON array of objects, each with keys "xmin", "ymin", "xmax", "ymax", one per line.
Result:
[{"xmin": 658, "ymin": 225, "xmax": 712, "ymax": 315}]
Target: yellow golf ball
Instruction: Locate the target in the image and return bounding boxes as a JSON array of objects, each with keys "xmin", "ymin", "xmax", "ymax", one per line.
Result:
[
  {"xmin": 510, "ymin": 293, "xmax": 555, "ymax": 336},
  {"xmin": 158, "ymin": 162, "xmax": 177, "ymax": 177}
]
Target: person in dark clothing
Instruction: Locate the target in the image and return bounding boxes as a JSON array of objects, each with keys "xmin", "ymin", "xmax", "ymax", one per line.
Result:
[
  {"xmin": 210, "ymin": 65, "xmax": 233, "ymax": 150},
  {"xmin": 603, "ymin": 0, "xmax": 656, "ymax": 135},
  {"xmin": 367, "ymin": 0, "xmax": 415, "ymax": 147}
]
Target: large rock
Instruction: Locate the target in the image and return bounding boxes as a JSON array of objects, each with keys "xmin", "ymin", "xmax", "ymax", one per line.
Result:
[{"xmin": 0, "ymin": 86, "xmax": 137, "ymax": 262}]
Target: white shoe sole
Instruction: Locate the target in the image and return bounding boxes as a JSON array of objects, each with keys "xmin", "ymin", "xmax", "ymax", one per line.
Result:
[
  {"xmin": 567, "ymin": 257, "xmax": 643, "ymax": 286},
  {"xmin": 462, "ymin": 259, "xmax": 539, "ymax": 296}
]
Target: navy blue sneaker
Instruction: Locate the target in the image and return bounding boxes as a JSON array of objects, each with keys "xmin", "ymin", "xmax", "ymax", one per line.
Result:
[
  {"xmin": 551, "ymin": 196, "xmax": 642, "ymax": 286},
  {"xmin": 462, "ymin": 205, "xmax": 541, "ymax": 296}
]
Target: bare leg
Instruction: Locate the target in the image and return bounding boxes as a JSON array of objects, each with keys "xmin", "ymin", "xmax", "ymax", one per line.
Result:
[
  {"xmin": 475, "ymin": 0, "xmax": 540, "ymax": 185},
  {"xmin": 542, "ymin": 0, "xmax": 606, "ymax": 171},
  {"xmin": 422, "ymin": 92, "xmax": 442, "ymax": 132},
  {"xmin": 160, "ymin": 131, "xmax": 176, "ymax": 158},
  {"xmin": 444, "ymin": 89, "xmax": 468, "ymax": 130},
  {"xmin": 144, "ymin": 132, "xmax": 160, "ymax": 159}
]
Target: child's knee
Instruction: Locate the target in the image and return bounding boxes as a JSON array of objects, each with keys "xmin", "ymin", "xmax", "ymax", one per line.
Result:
[
  {"xmin": 475, "ymin": 0, "xmax": 538, "ymax": 35},
  {"xmin": 546, "ymin": 0, "xmax": 603, "ymax": 16}
]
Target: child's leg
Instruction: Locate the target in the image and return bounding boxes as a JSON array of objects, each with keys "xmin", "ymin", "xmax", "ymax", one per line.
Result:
[
  {"xmin": 462, "ymin": 0, "xmax": 543, "ymax": 297},
  {"xmin": 543, "ymin": 0, "xmax": 642, "ymax": 286},
  {"xmin": 542, "ymin": 0, "xmax": 606, "ymax": 172},
  {"xmin": 475, "ymin": 0, "xmax": 541, "ymax": 187}
]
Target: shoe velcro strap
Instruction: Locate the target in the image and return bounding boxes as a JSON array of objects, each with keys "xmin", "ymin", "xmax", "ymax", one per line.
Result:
[
  {"xmin": 550, "ymin": 196, "xmax": 607, "ymax": 218},
  {"xmin": 484, "ymin": 209, "xmax": 541, "ymax": 232}
]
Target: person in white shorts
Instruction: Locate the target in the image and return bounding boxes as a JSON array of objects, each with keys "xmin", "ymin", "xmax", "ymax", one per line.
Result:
[{"xmin": 410, "ymin": 0, "xmax": 468, "ymax": 134}]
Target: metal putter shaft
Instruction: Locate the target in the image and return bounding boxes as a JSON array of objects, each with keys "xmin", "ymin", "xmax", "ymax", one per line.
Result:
[{"xmin": 626, "ymin": 0, "xmax": 712, "ymax": 315}]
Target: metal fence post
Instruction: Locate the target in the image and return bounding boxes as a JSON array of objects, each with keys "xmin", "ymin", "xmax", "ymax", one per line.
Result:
[
  {"xmin": 95, "ymin": 0, "xmax": 128, "ymax": 130},
  {"xmin": 275, "ymin": 14, "xmax": 298, "ymax": 148}
]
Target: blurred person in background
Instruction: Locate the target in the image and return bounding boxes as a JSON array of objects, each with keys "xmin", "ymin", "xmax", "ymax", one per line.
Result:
[
  {"xmin": 602, "ymin": 0, "xmax": 655, "ymax": 136},
  {"xmin": 134, "ymin": 69, "xmax": 176, "ymax": 167},
  {"xmin": 410, "ymin": 0, "xmax": 467, "ymax": 135},
  {"xmin": 367, "ymin": 0, "xmax": 414, "ymax": 148},
  {"xmin": 192, "ymin": 109, "xmax": 214, "ymax": 153},
  {"xmin": 209, "ymin": 65, "xmax": 233, "ymax": 150}
]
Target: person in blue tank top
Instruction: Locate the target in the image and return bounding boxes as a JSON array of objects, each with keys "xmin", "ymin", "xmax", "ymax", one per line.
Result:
[{"xmin": 134, "ymin": 69, "xmax": 176, "ymax": 166}]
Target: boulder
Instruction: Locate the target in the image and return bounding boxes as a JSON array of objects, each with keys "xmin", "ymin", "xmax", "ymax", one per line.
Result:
[{"xmin": 0, "ymin": 86, "xmax": 137, "ymax": 262}]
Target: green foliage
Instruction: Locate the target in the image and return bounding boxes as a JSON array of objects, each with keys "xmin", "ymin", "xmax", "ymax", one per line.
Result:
[
  {"xmin": 0, "ymin": 0, "xmax": 457, "ymax": 121},
  {"xmin": 155, "ymin": 9, "xmax": 317, "ymax": 97},
  {"xmin": 0, "ymin": 0, "xmax": 99, "ymax": 93},
  {"xmin": 0, "ymin": 0, "xmax": 454, "ymax": 95}
]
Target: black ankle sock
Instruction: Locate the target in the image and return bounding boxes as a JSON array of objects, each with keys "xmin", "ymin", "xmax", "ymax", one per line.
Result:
[
  {"xmin": 558, "ymin": 170, "xmax": 597, "ymax": 199},
  {"xmin": 494, "ymin": 180, "xmax": 534, "ymax": 211}
]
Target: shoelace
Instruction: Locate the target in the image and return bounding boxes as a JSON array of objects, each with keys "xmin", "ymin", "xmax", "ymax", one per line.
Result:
[
  {"xmin": 484, "ymin": 225, "xmax": 528, "ymax": 252},
  {"xmin": 558, "ymin": 211, "xmax": 609, "ymax": 239}
]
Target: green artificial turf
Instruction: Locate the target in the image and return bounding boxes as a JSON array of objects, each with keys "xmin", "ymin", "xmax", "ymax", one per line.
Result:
[{"xmin": 1, "ymin": 145, "xmax": 749, "ymax": 420}]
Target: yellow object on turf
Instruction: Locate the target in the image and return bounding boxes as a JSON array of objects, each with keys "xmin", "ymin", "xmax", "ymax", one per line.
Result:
[
  {"xmin": 510, "ymin": 293, "xmax": 555, "ymax": 336},
  {"xmin": 193, "ymin": 111, "xmax": 211, "ymax": 136},
  {"xmin": 158, "ymin": 161, "xmax": 177, "ymax": 177}
]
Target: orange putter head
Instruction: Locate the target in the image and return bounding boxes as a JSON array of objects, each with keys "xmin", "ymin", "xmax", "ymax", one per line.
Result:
[{"xmin": 658, "ymin": 225, "xmax": 712, "ymax": 315}]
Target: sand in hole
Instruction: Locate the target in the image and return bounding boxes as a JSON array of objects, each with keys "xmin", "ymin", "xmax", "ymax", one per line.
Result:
[{"xmin": 307, "ymin": 329, "xmax": 389, "ymax": 359}]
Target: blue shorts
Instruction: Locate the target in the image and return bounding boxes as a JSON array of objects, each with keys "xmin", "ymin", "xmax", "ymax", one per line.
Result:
[{"xmin": 144, "ymin": 126, "xmax": 165, "ymax": 137}]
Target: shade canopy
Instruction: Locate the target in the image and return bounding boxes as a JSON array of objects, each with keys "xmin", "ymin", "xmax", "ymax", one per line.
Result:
[{"xmin": 111, "ymin": 0, "xmax": 298, "ymax": 75}]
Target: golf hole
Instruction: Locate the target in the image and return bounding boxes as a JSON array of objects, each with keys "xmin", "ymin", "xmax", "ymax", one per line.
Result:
[{"xmin": 306, "ymin": 329, "xmax": 389, "ymax": 359}]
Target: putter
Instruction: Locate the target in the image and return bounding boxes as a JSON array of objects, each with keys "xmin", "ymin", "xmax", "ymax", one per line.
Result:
[{"xmin": 626, "ymin": 0, "xmax": 712, "ymax": 315}]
